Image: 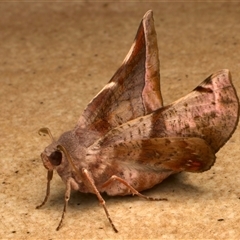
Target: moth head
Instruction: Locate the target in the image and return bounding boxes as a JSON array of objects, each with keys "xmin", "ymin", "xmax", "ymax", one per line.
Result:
[
  {"xmin": 38, "ymin": 128, "xmax": 60, "ymax": 170},
  {"xmin": 38, "ymin": 128, "xmax": 80, "ymax": 172},
  {"xmin": 40, "ymin": 147, "xmax": 62, "ymax": 171}
]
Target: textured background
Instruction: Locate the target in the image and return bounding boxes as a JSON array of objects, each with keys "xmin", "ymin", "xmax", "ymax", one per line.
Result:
[{"xmin": 1, "ymin": 2, "xmax": 240, "ymax": 239}]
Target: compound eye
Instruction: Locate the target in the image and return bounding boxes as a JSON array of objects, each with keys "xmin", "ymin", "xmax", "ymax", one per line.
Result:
[{"xmin": 49, "ymin": 151, "xmax": 62, "ymax": 166}]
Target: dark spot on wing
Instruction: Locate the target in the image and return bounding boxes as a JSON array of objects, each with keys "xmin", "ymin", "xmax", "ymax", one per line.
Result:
[{"xmin": 194, "ymin": 86, "xmax": 213, "ymax": 93}]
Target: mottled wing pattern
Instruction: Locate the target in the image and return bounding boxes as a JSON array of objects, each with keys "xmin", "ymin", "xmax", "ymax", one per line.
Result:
[
  {"xmin": 75, "ymin": 10, "xmax": 162, "ymax": 146},
  {"xmin": 97, "ymin": 137, "xmax": 216, "ymax": 173},
  {"xmin": 152, "ymin": 69, "xmax": 239, "ymax": 153},
  {"xmin": 88, "ymin": 69, "xmax": 238, "ymax": 173}
]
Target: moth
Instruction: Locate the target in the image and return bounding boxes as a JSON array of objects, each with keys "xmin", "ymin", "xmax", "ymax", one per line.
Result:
[{"xmin": 37, "ymin": 10, "xmax": 239, "ymax": 232}]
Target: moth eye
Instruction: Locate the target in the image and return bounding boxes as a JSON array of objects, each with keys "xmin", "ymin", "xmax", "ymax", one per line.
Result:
[{"xmin": 49, "ymin": 151, "xmax": 62, "ymax": 166}]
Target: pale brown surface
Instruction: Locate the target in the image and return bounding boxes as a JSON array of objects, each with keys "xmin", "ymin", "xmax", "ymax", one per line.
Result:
[{"xmin": 1, "ymin": 2, "xmax": 240, "ymax": 239}]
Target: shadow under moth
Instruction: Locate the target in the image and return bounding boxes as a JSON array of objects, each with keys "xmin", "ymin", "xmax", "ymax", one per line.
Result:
[{"xmin": 37, "ymin": 10, "xmax": 239, "ymax": 232}]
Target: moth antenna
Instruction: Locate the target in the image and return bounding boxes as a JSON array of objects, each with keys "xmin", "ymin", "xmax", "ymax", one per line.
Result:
[{"xmin": 38, "ymin": 127, "xmax": 54, "ymax": 141}]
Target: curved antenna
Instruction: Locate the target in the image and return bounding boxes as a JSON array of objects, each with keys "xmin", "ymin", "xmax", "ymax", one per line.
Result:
[{"xmin": 38, "ymin": 127, "xmax": 54, "ymax": 142}]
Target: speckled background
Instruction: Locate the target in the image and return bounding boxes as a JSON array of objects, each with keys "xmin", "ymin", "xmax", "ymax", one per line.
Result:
[{"xmin": 1, "ymin": 2, "xmax": 240, "ymax": 239}]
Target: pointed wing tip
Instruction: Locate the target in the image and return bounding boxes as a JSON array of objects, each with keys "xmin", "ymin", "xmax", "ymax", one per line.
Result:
[
  {"xmin": 211, "ymin": 69, "xmax": 230, "ymax": 79},
  {"xmin": 143, "ymin": 10, "xmax": 153, "ymax": 19}
]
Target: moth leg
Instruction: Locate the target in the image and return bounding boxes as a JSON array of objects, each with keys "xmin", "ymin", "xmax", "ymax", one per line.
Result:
[
  {"xmin": 56, "ymin": 177, "xmax": 72, "ymax": 231},
  {"xmin": 36, "ymin": 170, "xmax": 53, "ymax": 209},
  {"xmin": 82, "ymin": 168, "xmax": 118, "ymax": 233},
  {"xmin": 102, "ymin": 175, "xmax": 167, "ymax": 201}
]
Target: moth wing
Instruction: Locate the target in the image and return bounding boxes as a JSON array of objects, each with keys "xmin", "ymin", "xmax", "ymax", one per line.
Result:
[
  {"xmin": 97, "ymin": 137, "xmax": 216, "ymax": 173},
  {"xmin": 152, "ymin": 69, "xmax": 239, "ymax": 153},
  {"xmin": 76, "ymin": 10, "xmax": 162, "ymax": 145}
]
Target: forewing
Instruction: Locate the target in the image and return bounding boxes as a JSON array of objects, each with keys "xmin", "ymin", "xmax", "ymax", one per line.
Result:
[
  {"xmin": 95, "ymin": 137, "xmax": 216, "ymax": 173},
  {"xmin": 88, "ymin": 69, "xmax": 239, "ymax": 154},
  {"xmin": 75, "ymin": 10, "xmax": 162, "ymax": 146},
  {"xmin": 152, "ymin": 69, "xmax": 239, "ymax": 153}
]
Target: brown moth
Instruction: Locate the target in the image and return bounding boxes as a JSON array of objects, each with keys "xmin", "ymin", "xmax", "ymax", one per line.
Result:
[{"xmin": 37, "ymin": 10, "xmax": 239, "ymax": 232}]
